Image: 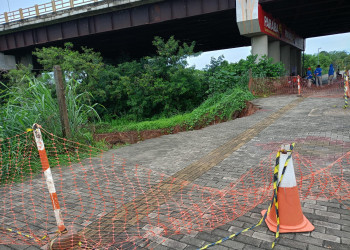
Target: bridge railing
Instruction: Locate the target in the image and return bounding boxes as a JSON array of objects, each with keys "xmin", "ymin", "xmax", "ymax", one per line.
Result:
[{"xmin": 0, "ymin": 0, "xmax": 102, "ymax": 24}]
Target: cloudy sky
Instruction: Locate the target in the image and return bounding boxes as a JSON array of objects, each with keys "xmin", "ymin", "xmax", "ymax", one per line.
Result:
[{"xmin": 1, "ymin": 0, "xmax": 350, "ymax": 69}]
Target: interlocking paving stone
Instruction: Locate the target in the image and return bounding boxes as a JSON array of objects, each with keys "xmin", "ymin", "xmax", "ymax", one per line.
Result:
[
  {"xmin": 313, "ymin": 220, "xmax": 341, "ymax": 230},
  {"xmin": 4, "ymin": 92, "xmax": 350, "ymax": 249},
  {"xmin": 311, "ymin": 231, "xmax": 340, "ymax": 243}
]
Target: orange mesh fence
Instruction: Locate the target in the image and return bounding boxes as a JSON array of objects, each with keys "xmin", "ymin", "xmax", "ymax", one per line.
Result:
[
  {"xmin": 1, "ymin": 128, "xmax": 350, "ymax": 249},
  {"xmin": 249, "ymin": 76, "xmax": 346, "ymax": 98}
]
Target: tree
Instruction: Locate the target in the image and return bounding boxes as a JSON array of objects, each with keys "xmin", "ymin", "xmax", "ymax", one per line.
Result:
[
  {"xmin": 119, "ymin": 36, "xmax": 204, "ymax": 119},
  {"xmin": 204, "ymin": 54, "xmax": 286, "ymax": 96},
  {"xmin": 33, "ymin": 42, "xmax": 104, "ymax": 81},
  {"xmin": 304, "ymin": 50, "xmax": 350, "ymax": 72},
  {"xmin": 3, "ymin": 64, "xmax": 34, "ymax": 87}
]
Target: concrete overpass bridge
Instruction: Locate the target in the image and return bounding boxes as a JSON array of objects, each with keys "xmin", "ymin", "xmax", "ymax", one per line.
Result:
[{"xmin": 0, "ymin": 0, "xmax": 349, "ymax": 75}]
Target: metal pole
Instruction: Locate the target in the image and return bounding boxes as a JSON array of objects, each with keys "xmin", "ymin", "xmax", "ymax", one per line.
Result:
[
  {"xmin": 317, "ymin": 48, "xmax": 321, "ymax": 65},
  {"xmin": 302, "ymin": 51, "xmax": 305, "ymax": 76}
]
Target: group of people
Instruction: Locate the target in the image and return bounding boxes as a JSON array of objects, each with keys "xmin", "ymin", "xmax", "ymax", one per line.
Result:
[{"xmin": 306, "ymin": 64, "xmax": 337, "ymax": 88}]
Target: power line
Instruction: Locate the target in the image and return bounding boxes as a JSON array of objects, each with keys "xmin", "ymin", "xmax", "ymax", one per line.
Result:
[{"xmin": 6, "ymin": 0, "xmax": 11, "ymax": 12}]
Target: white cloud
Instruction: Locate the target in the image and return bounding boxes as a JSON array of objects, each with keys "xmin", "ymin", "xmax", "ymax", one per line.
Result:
[
  {"xmin": 187, "ymin": 47, "xmax": 251, "ymax": 69},
  {"xmin": 305, "ymin": 33, "xmax": 350, "ymax": 55}
]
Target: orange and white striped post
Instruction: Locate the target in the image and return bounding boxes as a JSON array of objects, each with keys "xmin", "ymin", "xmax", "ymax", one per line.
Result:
[
  {"xmin": 297, "ymin": 75, "xmax": 302, "ymax": 97},
  {"xmin": 346, "ymin": 75, "xmax": 350, "ymax": 98},
  {"xmin": 32, "ymin": 124, "xmax": 67, "ymax": 233}
]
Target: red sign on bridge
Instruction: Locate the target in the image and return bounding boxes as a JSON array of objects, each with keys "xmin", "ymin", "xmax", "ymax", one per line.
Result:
[{"xmin": 258, "ymin": 4, "xmax": 304, "ymax": 50}]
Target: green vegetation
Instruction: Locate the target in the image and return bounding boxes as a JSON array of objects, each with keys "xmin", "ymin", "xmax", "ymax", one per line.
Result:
[
  {"xmin": 97, "ymin": 87, "xmax": 254, "ymax": 133},
  {"xmin": 304, "ymin": 50, "xmax": 350, "ymax": 72},
  {"xmin": 0, "ymin": 36, "xmax": 286, "ymax": 182},
  {"xmin": 0, "ymin": 77, "xmax": 100, "ymax": 139},
  {"xmin": 0, "ymin": 36, "xmax": 286, "ymax": 139},
  {"xmin": 0, "ymin": 76, "xmax": 103, "ymax": 184}
]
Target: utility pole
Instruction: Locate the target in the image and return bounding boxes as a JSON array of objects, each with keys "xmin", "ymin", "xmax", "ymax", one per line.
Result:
[
  {"xmin": 317, "ymin": 48, "xmax": 322, "ymax": 65},
  {"xmin": 53, "ymin": 65, "xmax": 71, "ymax": 139}
]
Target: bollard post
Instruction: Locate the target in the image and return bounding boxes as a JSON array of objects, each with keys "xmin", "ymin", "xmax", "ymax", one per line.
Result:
[
  {"xmin": 345, "ymin": 76, "xmax": 349, "ymax": 109},
  {"xmin": 32, "ymin": 124, "xmax": 67, "ymax": 233},
  {"xmin": 33, "ymin": 124, "xmax": 82, "ymax": 249},
  {"xmin": 297, "ymin": 75, "xmax": 302, "ymax": 97},
  {"xmin": 346, "ymin": 76, "xmax": 350, "ymax": 98}
]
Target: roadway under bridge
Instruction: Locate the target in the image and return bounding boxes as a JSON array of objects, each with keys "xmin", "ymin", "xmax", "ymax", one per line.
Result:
[{"xmin": 0, "ymin": 0, "xmax": 349, "ymax": 74}]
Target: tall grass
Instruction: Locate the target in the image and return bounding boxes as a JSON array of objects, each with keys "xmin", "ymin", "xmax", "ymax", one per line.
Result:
[
  {"xmin": 0, "ymin": 76, "xmax": 100, "ymax": 139},
  {"xmin": 0, "ymin": 77, "xmax": 100, "ymax": 183}
]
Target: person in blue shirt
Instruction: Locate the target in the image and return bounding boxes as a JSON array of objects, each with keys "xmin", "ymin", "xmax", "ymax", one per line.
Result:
[
  {"xmin": 314, "ymin": 65, "xmax": 322, "ymax": 87},
  {"xmin": 328, "ymin": 64, "xmax": 334, "ymax": 85},
  {"xmin": 306, "ymin": 67, "xmax": 313, "ymax": 88}
]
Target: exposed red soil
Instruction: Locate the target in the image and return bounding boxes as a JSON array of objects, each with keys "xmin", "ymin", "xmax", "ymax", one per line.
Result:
[{"xmin": 94, "ymin": 101, "xmax": 259, "ymax": 146}]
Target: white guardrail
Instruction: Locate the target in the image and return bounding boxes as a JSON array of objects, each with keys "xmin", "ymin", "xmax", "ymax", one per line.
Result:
[{"xmin": 0, "ymin": 0, "xmax": 104, "ymax": 24}]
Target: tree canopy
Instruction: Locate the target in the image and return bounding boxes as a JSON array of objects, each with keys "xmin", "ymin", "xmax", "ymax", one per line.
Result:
[{"xmin": 304, "ymin": 50, "xmax": 350, "ymax": 73}]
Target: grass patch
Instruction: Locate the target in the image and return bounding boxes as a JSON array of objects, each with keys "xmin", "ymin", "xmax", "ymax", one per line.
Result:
[{"xmin": 96, "ymin": 87, "xmax": 254, "ymax": 133}]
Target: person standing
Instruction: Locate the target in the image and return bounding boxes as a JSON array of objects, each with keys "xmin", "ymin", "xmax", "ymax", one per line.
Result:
[
  {"xmin": 314, "ymin": 65, "xmax": 322, "ymax": 87},
  {"xmin": 337, "ymin": 68, "xmax": 341, "ymax": 79},
  {"xmin": 328, "ymin": 64, "xmax": 334, "ymax": 85},
  {"xmin": 306, "ymin": 67, "xmax": 313, "ymax": 88}
]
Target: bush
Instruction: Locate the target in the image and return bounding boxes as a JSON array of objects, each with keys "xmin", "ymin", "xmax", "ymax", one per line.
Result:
[
  {"xmin": 204, "ymin": 55, "xmax": 285, "ymax": 96},
  {"xmin": 96, "ymin": 87, "xmax": 254, "ymax": 133},
  {"xmin": 80, "ymin": 36, "xmax": 206, "ymax": 120},
  {"xmin": 187, "ymin": 87, "xmax": 254, "ymax": 128},
  {"xmin": 3, "ymin": 64, "xmax": 34, "ymax": 87}
]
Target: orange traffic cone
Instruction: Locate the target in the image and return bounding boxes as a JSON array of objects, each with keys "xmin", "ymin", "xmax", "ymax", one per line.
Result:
[{"xmin": 261, "ymin": 145, "xmax": 314, "ymax": 233}]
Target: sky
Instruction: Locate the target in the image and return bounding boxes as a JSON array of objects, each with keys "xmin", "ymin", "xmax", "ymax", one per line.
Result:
[
  {"xmin": 187, "ymin": 33, "xmax": 350, "ymax": 69},
  {"xmin": 1, "ymin": 0, "xmax": 350, "ymax": 69}
]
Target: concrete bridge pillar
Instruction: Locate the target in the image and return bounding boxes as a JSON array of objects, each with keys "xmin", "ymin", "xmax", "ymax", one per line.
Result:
[
  {"xmin": 290, "ymin": 47, "xmax": 297, "ymax": 75},
  {"xmin": 268, "ymin": 40, "xmax": 281, "ymax": 63},
  {"xmin": 237, "ymin": 0, "xmax": 304, "ymax": 76},
  {"xmin": 296, "ymin": 50, "xmax": 302, "ymax": 76},
  {"xmin": 251, "ymin": 35, "xmax": 268, "ymax": 61},
  {"xmin": 19, "ymin": 53, "xmax": 33, "ymax": 67},
  {"xmin": 251, "ymin": 36, "xmax": 281, "ymax": 63},
  {"xmin": 251, "ymin": 39, "xmax": 302, "ymax": 76},
  {"xmin": 0, "ymin": 53, "xmax": 16, "ymax": 70},
  {"xmin": 281, "ymin": 45, "xmax": 291, "ymax": 76}
]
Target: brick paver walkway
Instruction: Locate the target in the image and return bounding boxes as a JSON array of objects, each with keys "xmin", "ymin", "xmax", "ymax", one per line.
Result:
[{"xmin": 2, "ymin": 89, "xmax": 350, "ymax": 249}]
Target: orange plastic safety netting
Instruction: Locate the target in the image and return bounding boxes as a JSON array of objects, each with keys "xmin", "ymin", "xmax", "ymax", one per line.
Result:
[
  {"xmin": 249, "ymin": 76, "xmax": 346, "ymax": 98},
  {"xmin": 1, "ymin": 127, "xmax": 350, "ymax": 249}
]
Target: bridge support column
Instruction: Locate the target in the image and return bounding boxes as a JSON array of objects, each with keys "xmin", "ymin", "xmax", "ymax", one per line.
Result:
[
  {"xmin": 19, "ymin": 53, "xmax": 33, "ymax": 67},
  {"xmin": 0, "ymin": 53, "xmax": 16, "ymax": 70},
  {"xmin": 251, "ymin": 35, "xmax": 268, "ymax": 61},
  {"xmin": 268, "ymin": 40, "xmax": 281, "ymax": 63},
  {"xmin": 251, "ymin": 36, "xmax": 281, "ymax": 63},
  {"xmin": 290, "ymin": 48, "xmax": 302, "ymax": 76},
  {"xmin": 281, "ymin": 45, "xmax": 291, "ymax": 76},
  {"xmin": 290, "ymin": 47, "xmax": 297, "ymax": 76},
  {"xmin": 296, "ymin": 50, "xmax": 302, "ymax": 76}
]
